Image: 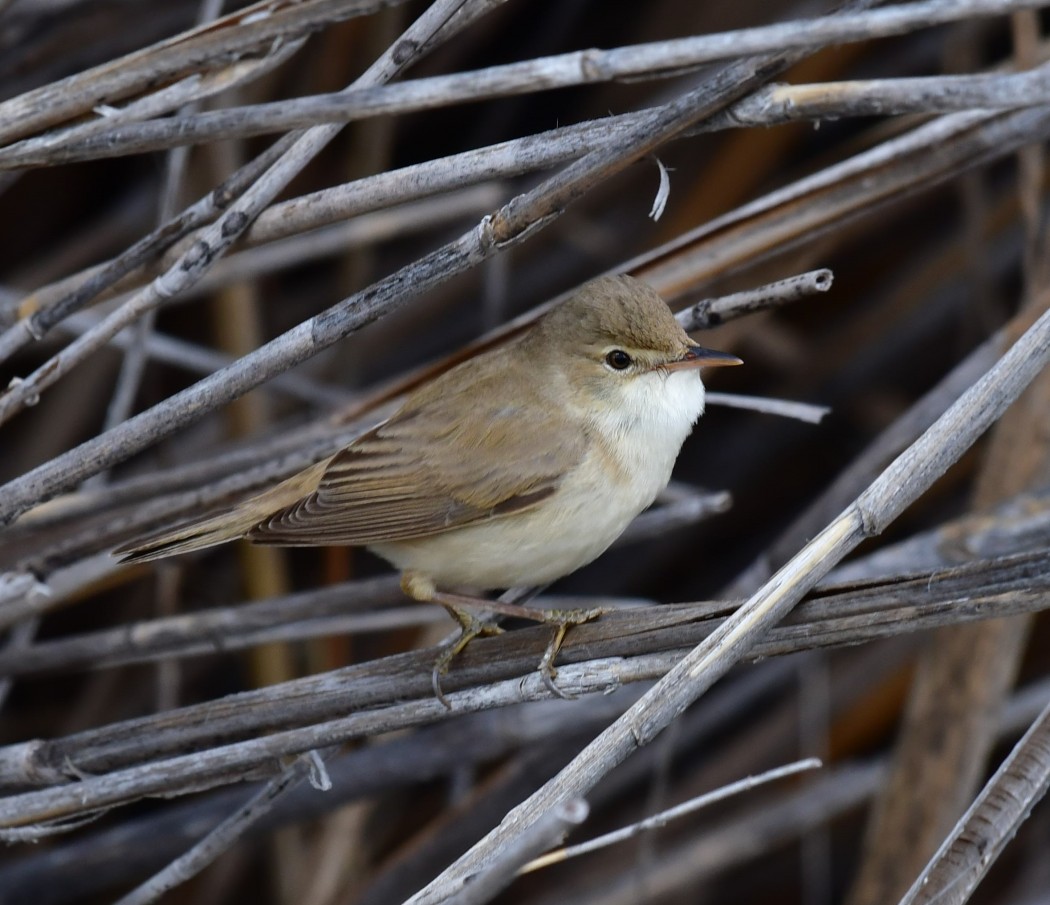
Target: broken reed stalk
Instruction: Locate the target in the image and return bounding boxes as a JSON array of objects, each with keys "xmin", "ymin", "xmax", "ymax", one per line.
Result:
[
  {"xmin": 404, "ymin": 298, "xmax": 1050, "ymax": 903},
  {"xmin": 678, "ymin": 268, "xmax": 833, "ymax": 329}
]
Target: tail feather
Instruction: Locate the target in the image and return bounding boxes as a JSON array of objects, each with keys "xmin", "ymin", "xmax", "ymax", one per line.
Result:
[
  {"xmin": 115, "ymin": 458, "xmax": 332, "ymax": 564},
  {"xmin": 115, "ymin": 508, "xmax": 266, "ymax": 564}
]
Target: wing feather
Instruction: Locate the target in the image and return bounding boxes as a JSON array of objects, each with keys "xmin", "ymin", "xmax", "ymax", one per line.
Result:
[{"xmin": 249, "ymin": 359, "xmax": 586, "ymax": 546}]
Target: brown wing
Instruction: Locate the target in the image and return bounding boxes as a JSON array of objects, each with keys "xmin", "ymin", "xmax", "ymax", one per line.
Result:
[{"xmin": 248, "ymin": 364, "xmax": 586, "ymax": 546}]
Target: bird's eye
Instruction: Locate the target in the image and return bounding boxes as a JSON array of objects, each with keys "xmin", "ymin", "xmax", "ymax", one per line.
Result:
[{"xmin": 605, "ymin": 349, "xmax": 632, "ymax": 370}]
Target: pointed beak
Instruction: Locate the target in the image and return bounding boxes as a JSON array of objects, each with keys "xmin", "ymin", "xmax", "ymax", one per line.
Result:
[{"xmin": 664, "ymin": 344, "xmax": 743, "ymax": 372}]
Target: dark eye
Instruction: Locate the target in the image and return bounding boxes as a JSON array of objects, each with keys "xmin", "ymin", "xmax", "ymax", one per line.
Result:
[{"xmin": 605, "ymin": 349, "xmax": 632, "ymax": 370}]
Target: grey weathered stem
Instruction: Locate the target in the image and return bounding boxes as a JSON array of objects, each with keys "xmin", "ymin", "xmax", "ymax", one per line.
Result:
[
  {"xmin": 0, "ymin": 0, "xmax": 508, "ymax": 431},
  {"xmin": 24, "ymin": 62, "xmax": 1050, "ymax": 169},
  {"xmin": 0, "ymin": 49, "xmax": 800, "ymax": 525},
  {"xmin": 111, "ymin": 751, "xmax": 323, "ymax": 905},
  {"xmin": 521, "ymin": 759, "xmax": 822, "ymax": 874},
  {"xmin": 2, "ymin": 0, "xmax": 1041, "ymax": 165},
  {"xmin": 403, "ymin": 303, "xmax": 1050, "ymax": 902},
  {"xmin": 0, "ymin": 549, "xmax": 1046, "ymax": 819},
  {"xmin": 0, "ymin": 0, "xmax": 415, "ymax": 145},
  {"xmin": 677, "ymin": 268, "xmax": 833, "ymax": 330},
  {"xmin": 445, "ymin": 799, "xmax": 589, "ymax": 905},
  {"xmin": 0, "ymin": 37, "xmax": 307, "ymax": 171},
  {"xmin": 898, "ymin": 699, "xmax": 1050, "ymax": 905}
]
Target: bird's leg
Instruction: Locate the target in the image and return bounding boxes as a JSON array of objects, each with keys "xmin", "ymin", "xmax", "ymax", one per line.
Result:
[
  {"xmin": 524, "ymin": 606, "xmax": 605, "ymax": 699},
  {"xmin": 495, "ymin": 584, "xmax": 605, "ymax": 695},
  {"xmin": 431, "ymin": 600, "xmax": 505, "ymax": 707},
  {"xmin": 402, "ymin": 573, "xmax": 503, "ymax": 708},
  {"xmin": 401, "ymin": 573, "xmax": 603, "ymax": 704},
  {"xmin": 439, "ymin": 596, "xmax": 603, "ymax": 700}
]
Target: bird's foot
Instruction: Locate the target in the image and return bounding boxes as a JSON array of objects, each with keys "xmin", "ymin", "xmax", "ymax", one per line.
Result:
[
  {"xmin": 431, "ymin": 601, "xmax": 504, "ymax": 709},
  {"xmin": 530, "ymin": 607, "xmax": 605, "ymax": 700},
  {"xmin": 433, "ymin": 593, "xmax": 604, "ymax": 701}
]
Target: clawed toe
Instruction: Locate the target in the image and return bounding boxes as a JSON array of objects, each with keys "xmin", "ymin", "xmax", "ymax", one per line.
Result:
[
  {"xmin": 426, "ymin": 595, "xmax": 606, "ymax": 707},
  {"xmin": 431, "ymin": 603, "xmax": 504, "ymax": 709},
  {"xmin": 534, "ymin": 607, "xmax": 606, "ymax": 699}
]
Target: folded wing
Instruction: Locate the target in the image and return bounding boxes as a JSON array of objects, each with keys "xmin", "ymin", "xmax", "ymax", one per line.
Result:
[{"xmin": 249, "ymin": 373, "xmax": 585, "ymax": 545}]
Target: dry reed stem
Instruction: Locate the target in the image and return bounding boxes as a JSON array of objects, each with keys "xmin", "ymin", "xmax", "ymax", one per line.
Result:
[
  {"xmin": 5, "ymin": 0, "xmax": 1046, "ymax": 166},
  {"xmin": 899, "ymin": 699, "xmax": 1050, "ymax": 904},
  {"xmin": 0, "ymin": 44, "xmax": 803, "ymax": 523},
  {"xmin": 1, "ymin": 546, "xmax": 1047, "ymax": 823},
  {"xmin": 405, "ymin": 295, "xmax": 1050, "ymax": 904}
]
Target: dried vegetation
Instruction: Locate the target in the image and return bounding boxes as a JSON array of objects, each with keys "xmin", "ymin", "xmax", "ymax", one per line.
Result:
[{"xmin": 1, "ymin": 1, "xmax": 1050, "ymax": 903}]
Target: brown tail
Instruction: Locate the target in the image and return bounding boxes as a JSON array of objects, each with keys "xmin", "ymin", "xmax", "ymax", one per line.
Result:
[
  {"xmin": 115, "ymin": 508, "xmax": 264, "ymax": 563},
  {"xmin": 115, "ymin": 458, "xmax": 331, "ymax": 564}
]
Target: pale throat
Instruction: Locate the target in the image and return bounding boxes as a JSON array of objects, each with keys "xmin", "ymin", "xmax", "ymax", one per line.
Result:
[{"xmin": 590, "ymin": 368, "xmax": 705, "ymax": 481}]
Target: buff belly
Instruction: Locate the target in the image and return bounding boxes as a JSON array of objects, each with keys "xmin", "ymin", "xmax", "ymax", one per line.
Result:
[{"xmin": 372, "ymin": 368, "xmax": 704, "ymax": 590}]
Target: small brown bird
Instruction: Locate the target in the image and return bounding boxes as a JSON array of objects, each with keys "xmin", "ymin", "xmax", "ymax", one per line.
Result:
[{"xmin": 118, "ymin": 275, "xmax": 740, "ymax": 697}]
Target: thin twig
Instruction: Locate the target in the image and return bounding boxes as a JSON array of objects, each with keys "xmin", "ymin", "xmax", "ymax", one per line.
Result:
[
  {"xmin": 111, "ymin": 749, "xmax": 328, "ymax": 905},
  {"xmin": 553, "ymin": 762, "xmax": 883, "ymax": 905},
  {"xmin": 521, "ymin": 758, "xmax": 822, "ymax": 874},
  {"xmin": 704, "ymin": 393, "xmax": 830, "ymax": 424},
  {"xmin": 446, "ymin": 799, "xmax": 589, "ymax": 905}
]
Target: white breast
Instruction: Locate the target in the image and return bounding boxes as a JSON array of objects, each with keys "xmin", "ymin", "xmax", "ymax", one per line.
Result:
[
  {"xmin": 588, "ymin": 367, "xmax": 706, "ymax": 507},
  {"xmin": 373, "ymin": 369, "xmax": 706, "ymax": 590}
]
